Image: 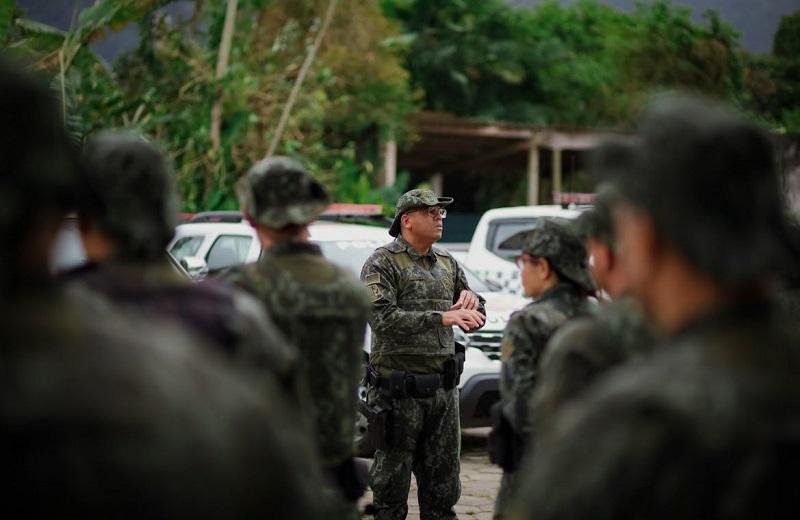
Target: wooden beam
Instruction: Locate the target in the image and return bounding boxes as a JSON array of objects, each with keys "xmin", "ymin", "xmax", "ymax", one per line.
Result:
[
  {"xmin": 538, "ymin": 131, "xmax": 615, "ymax": 150},
  {"xmin": 419, "ymin": 124, "xmax": 533, "ymax": 140}
]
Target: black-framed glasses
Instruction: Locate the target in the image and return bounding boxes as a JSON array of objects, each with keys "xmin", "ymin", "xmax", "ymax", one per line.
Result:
[{"xmin": 409, "ymin": 206, "xmax": 447, "ymax": 219}]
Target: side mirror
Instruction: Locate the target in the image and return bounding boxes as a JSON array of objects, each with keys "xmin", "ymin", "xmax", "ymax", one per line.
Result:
[{"xmin": 180, "ymin": 256, "xmax": 209, "ymax": 279}]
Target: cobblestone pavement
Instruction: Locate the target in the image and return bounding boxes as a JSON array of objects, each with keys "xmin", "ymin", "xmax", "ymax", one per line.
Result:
[{"xmin": 360, "ymin": 428, "xmax": 500, "ymax": 519}]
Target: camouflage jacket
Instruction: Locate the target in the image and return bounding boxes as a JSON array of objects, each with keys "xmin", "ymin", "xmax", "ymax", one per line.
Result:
[
  {"xmin": 2, "ymin": 286, "xmax": 325, "ymax": 518},
  {"xmin": 531, "ymin": 296, "xmax": 659, "ymax": 431},
  {"xmin": 361, "ymin": 236, "xmax": 486, "ymax": 374},
  {"xmin": 65, "ymin": 258, "xmax": 298, "ymax": 385},
  {"xmin": 509, "ymin": 301, "xmax": 800, "ymax": 520},
  {"xmin": 221, "ymin": 241, "xmax": 370, "ymax": 466},
  {"xmin": 499, "ymin": 282, "xmax": 592, "ymax": 436}
]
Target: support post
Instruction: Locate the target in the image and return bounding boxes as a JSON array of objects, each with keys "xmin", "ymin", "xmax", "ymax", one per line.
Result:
[
  {"xmin": 552, "ymin": 147, "xmax": 563, "ymax": 201},
  {"xmin": 527, "ymin": 136, "xmax": 540, "ymax": 205},
  {"xmin": 382, "ymin": 138, "xmax": 397, "ymax": 187},
  {"xmin": 431, "ymin": 173, "xmax": 444, "ymax": 195}
]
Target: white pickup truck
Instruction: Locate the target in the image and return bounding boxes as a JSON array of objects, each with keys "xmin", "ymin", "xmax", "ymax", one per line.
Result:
[
  {"xmin": 167, "ymin": 218, "xmax": 526, "ymax": 436},
  {"xmin": 463, "ymin": 205, "xmax": 585, "ymax": 295}
]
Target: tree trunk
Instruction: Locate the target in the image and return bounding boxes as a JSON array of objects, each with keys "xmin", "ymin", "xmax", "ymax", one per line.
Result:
[
  {"xmin": 265, "ymin": 0, "xmax": 339, "ymax": 159},
  {"xmin": 210, "ymin": 0, "xmax": 239, "ymax": 152}
]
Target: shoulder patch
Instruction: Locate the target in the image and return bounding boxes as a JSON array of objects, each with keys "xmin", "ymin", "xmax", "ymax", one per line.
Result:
[
  {"xmin": 368, "ymin": 283, "xmax": 383, "ymax": 302},
  {"xmin": 365, "ymin": 273, "xmax": 381, "ymax": 285}
]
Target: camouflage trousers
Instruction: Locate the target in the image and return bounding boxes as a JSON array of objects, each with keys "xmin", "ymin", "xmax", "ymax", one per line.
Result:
[{"xmin": 368, "ymin": 387, "xmax": 461, "ymax": 520}]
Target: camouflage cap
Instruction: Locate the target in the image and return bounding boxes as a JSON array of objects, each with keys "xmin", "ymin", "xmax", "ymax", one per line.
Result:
[
  {"xmin": 500, "ymin": 218, "xmax": 594, "ymax": 293},
  {"xmin": 596, "ymin": 94, "xmax": 789, "ymax": 286},
  {"xmin": 81, "ymin": 131, "xmax": 177, "ymax": 260},
  {"xmin": 389, "ymin": 189, "xmax": 454, "ymax": 237},
  {"xmin": 236, "ymin": 156, "xmax": 329, "ymax": 228}
]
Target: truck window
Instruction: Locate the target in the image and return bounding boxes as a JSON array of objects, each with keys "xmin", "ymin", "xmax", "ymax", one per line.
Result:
[
  {"xmin": 486, "ymin": 219, "xmax": 537, "ymax": 259},
  {"xmin": 206, "ymin": 235, "xmax": 253, "ymax": 271},
  {"xmin": 170, "ymin": 235, "xmax": 204, "ymax": 262}
]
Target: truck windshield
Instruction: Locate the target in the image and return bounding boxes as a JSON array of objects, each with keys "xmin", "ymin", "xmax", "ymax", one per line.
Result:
[{"xmin": 489, "ymin": 219, "xmax": 538, "ymax": 259}]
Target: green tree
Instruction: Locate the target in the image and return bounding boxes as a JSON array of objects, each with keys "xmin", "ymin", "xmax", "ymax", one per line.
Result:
[
  {"xmin": 382, "ymin": 0, "xmax": 624, "ymax": 124},
  {"xmin": 621, "ymin": 1, "xmax": 744, "ymax": 110},
  {"xmin": 772, "ymin": 10, "xmax": 800, "ymax": 130},
  {"xmin": 382, "ymin": 0, "xmax": 747, "ymax": 127},
  {"xmin": 4, "ymin": 0, "xmax": 417, "ymax": 210}
]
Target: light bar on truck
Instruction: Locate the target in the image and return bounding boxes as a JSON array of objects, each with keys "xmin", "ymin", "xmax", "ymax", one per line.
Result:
[
  {"xmin": 322, "ymin": 203, "xmax": 384, "ymax": 217},
  {"xmin": 554, "ymin": 192, "xmax": 595, "ymax": 205}
]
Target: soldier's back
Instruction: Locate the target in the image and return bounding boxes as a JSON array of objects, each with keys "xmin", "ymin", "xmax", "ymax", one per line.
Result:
[
  {"xmin": 1, "ymin": 287, "xmax": 323, "ymax": 518},
  {"xmin": 511, "ymin": 301, "xmax": 800, "ymax": 520},
  {"xmin": 223, "ymin": 241, "xmax": 370, "ymax": 465}
]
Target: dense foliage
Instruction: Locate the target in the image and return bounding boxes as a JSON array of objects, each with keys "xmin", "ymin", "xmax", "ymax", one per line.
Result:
[
  {"xmin": 382, "ymin": 0, "xmax": 758, "ymax": 127},
  {"xmin": 2, "ymin": 0, "xmax": 798, "ymax": 211},
  {"xmin": 4, "ymin": 0, "xmax": 416, "ymax": 210}
]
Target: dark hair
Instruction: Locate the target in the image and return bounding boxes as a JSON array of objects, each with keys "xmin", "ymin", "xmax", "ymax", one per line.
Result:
[
  {"xmin": 598, "ymin": 94, "xmax": 788, "ymax": 287},
  {"xmin": 0, "ymin": 57, "xmax": 81, "ymax": 286},
  {"xmin": 576, "ymin": 187, "xmax": 617, "ymax": 249}
]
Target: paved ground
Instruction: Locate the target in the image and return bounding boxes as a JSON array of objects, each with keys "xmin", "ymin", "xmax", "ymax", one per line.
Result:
[{"xmin": 360, "ymin": 428, "xmax": 500, "ymax": 519}]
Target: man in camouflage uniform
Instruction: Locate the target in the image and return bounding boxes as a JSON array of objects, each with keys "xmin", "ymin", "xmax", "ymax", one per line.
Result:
[
  {"xmin": 509, "ymin": 95, "xmax": 800, "ymax": 520},
  {"xmin": 361, "ymin": 188, "xmax": 486, "ymax": 520},
  {"xmin": 530, "ymin": 182, "xmax": 658, "ymax": 432},
  {"xmin": 68, "ymin": 131, "xmax": 299, "ymax": 392},
  {"xmin": 221, "ymin": 156, "xmax": 371, "ymax": 518},
  {"xmin": 0, "ymin": 58, "xmax": 323, "ymax": 518},
  {"xmin": 491, "ymin": 218, "xmax": 594, "ymax": 519}
]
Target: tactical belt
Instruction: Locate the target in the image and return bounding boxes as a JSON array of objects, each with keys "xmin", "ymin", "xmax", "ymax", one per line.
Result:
[{"xmin": 367, "ymin": 364, "xmax": 457, "ymax": 400}]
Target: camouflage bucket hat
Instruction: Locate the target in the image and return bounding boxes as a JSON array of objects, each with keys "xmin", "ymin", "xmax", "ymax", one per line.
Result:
[
  {"xmin": 595, "ymin": 94, "xmax": 790, "ymax": 286},
  {"xmin": 389, "ymin": 188, "xmax": 454, "ymax": 237},
  {"xmin": 500, "ymin": 218, "xmax": 594, "ymax": 293},
  {"xmin": 236, "ymin": 156, "xmax": 329, "ymax": 228}
]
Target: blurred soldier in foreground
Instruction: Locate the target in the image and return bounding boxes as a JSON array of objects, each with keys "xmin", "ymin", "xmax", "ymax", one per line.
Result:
[
  {"xmin": 530, "ymin": 183, "xmax": 658, "ymax": 432},
  {"xmin": 509, "ymin": 95, "xmax": 800, "ymax": 520},
  {"xmin": 490, "ymin": 218, "xmax": 594, "ymax": 519},
  {"xmin": 69, "ymin": 131, "xmax": 299, "ymax": 391},
  {"xmin": 0, "ymin": 59, "xmax": 322, "ymax": 518},
  {"xmin": 361, "ymin": 189, "xmax": 486, "ymax": 520},
  {"xmin": 221, "ymin": 157, "xmax": 371, "ymax": 518},
  {"xmin": 780, "ymin": 214, "xmax": 800, "ymax": 318}
]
